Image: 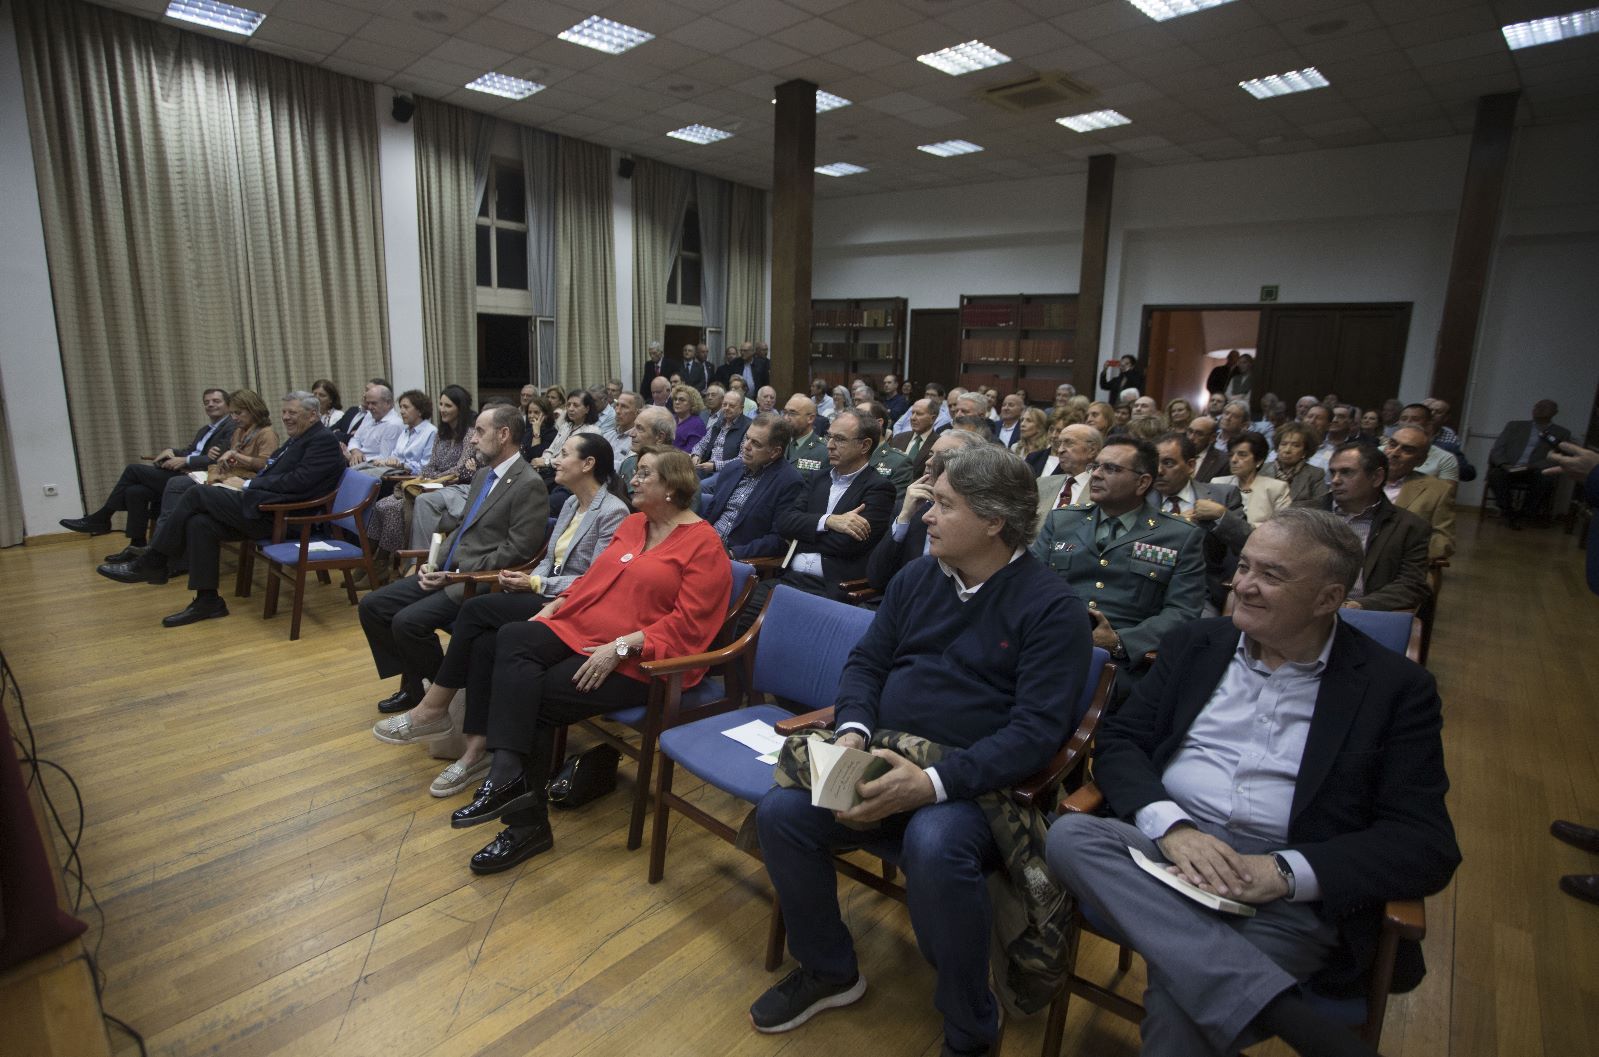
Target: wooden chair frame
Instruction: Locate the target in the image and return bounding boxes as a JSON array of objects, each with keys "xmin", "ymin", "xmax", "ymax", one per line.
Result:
[
  {"xmin": 255, "ymin": 478, "xmax": 381, "ymax": 640},
  {"xmin": 1054, "ymin": 782, "xmax": 1425, "ymax": 1053},
  {"xmin": 232, "ymin": 489, "xmax": 339, "ymax": 599}
]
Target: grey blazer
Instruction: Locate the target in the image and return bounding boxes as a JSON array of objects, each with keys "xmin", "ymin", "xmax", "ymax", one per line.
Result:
[
  {"xmin": 435, "ymin": 457, "xmax": 550, "ymax": 602},
  {"xmin": 530, "ymin": 489, "xmax": 629, "ymax": 596}
]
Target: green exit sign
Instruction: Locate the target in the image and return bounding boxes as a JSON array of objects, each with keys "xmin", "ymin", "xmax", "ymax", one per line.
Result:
[{"xmin": 1260, "ymin": 285, "xmax": 1279, "ymax": 302}]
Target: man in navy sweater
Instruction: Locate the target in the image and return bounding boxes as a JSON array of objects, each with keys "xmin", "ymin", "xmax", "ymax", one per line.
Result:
[{"xmin": 750, "ymin": 445, "xmax": 1093, "ymax": 1057}]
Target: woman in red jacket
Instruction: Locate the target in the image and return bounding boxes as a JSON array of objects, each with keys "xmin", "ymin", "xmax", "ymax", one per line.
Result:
[{"xmin": 450, "ymin": 447, "xmax": 732, "ymax": 874}]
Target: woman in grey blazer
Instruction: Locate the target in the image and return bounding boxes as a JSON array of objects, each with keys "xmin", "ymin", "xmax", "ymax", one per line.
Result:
[{"xmin": 373, "ymin": 433, "xmax": 628, "ymax": 796}]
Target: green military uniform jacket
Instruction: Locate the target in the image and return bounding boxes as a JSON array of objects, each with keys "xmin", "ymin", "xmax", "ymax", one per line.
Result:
[
  {"xmin": 787, "ymin": 432, "xmax": 827, "ymax": 477},
  {"xmin": 1029, "ymin": 502, "xmax": 1207, "ymax": 661},
  {"xmin": 867, "ymin": 443, "xmax": 912, "ymax": 508}
]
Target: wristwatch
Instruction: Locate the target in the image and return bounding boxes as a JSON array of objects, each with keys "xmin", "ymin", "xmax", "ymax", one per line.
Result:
[
  {"xmin": 613, "ymin": 637, "xmax": 633, "ymax": 658},
  {"xmin": 1271, "ymin": 853, "xmax": 1296, "ymax": 898}
]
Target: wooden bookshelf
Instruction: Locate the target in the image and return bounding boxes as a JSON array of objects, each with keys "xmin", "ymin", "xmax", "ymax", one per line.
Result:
[
  {"xmin": 810, "ymin": 296, "xmax": 908, "ymax": 391},
  {"xmin": 959, "ymin": 292, "xmax": 1078, "ymax": 403}
]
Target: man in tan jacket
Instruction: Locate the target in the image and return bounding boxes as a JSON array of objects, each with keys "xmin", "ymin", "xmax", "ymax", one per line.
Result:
[{"xmin": 1384, "ymin": 426, "xmax": 1456, "ymax": 560}]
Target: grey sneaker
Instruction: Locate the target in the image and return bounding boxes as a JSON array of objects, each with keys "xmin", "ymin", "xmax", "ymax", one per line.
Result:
[{"xmin": 748, "ymin": 967, "xmax": 865, "ymax": 1034}]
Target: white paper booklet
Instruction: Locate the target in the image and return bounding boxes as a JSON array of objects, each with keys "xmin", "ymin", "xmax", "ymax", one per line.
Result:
[
  {"xmin": 807, "ymin": 738, "xmax": 891, "ymax": 812},
  {"xmin": 1129, "ymin": 846, "xmax": 1256, "ymax": 916}
]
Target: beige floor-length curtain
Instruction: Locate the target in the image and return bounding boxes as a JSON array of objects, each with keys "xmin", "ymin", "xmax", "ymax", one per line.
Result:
[
  {"xmin": 631, "ymin": 158, "xmax": 691, "ymax": 375},
  {"xmin": 0, "ymin": 386, "xmax": 23, "ymax": 548},
  {"xmin": 414, "ymin": 98, "xmax": 479, "ymax": 397},
  {"xmin": 12, "ymin": 0, "xmax": 389, "ymax": 505},
  {"xmin": 555, "ymin": 137, "xmax": 617, "ymax": 388},
  {"xmin": 726, "ymin": 184, "xmax": 769, "ymax": 349}
]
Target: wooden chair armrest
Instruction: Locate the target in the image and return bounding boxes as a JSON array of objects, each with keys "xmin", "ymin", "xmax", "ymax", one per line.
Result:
[
  {"xmin": 839, "ymin": 578, "xmax": 881, "ymax": 604},
  {"xmin": 441, "ymin": 571, "xmax": 498, "ymax": 585},
  {"xmin": 1059, "ymin": 782, "xmax": 1104, "ymax": 815},
  {"xmin": 1383, "ymin": 899, "xmax": 1425, "ymax": 940},
  {"xmin": 636, "ymin": 600, "xmax": 770, "ymax": 678},
  {"xmin": 257, "ymin": 494, "xmax": 332, "ymax": 513},
  {"xmin": 394, "ymin": 548, "xmax": 429, "ymax": 559},
  {"xmin": 774, "ymin": 707, "xmax": 836, "ymax": 735},
  {"xmin": 1011, "ymin": 663, "xmax": 1117, "ymax": 809}
]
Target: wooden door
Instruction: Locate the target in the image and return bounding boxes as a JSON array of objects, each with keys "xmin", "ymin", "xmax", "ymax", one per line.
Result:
[
  {"xmin": 908, "ymin": 308, "xmax": 960, "ymax": 391},
  {"xmin": 1257, "ymin": 304, "xmax": 1409, "ymax": 411}
]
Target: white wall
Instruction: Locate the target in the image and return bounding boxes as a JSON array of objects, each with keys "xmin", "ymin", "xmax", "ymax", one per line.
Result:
[
  {"xmin": 0, "ymin": 7, "xmax": 84, "ymax": 536},
  {"xmin": 375, "ymin": 85, "xmax": 425, "ymax": 396}
]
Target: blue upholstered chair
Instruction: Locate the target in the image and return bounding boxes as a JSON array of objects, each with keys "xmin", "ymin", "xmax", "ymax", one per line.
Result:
[
  {"xmin": 562, "ymin": 559, "xmax": 759, "ymax": 851},
  {"xmin": 1339, "ymin": 606, "xmax": 1423, "ymax": 663},
  {"xmin": 254, "ymin": 469, "xmax": 380, "ymax": 640}
]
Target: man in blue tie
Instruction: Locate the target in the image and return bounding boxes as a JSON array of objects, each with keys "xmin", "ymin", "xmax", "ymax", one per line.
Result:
[
  {"xmin": 60, "ymin": 388, "xmax": 236, "ymax": 556},
  {"xmin": 358, "ymin": 405, "xmax": 549, "ymax": 714}
]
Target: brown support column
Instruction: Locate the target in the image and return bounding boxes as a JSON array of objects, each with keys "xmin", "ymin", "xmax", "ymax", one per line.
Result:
[
  {"xmin": 1431, "ymin": 91, "xmax": 1519, "ymax": 420},
  {"xmin": 771, "ymin": 78, "xmax": 816, "ymax": 401},
  {"xmin": 1075, "ymin": 153, "xmax": 1116, "ymax": 397}
]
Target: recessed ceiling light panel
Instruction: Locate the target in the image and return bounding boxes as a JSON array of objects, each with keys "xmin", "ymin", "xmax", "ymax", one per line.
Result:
[
  {"xmin": 164, "ymin": 0, "xmax": 265, "ymax": 36},
  {"xmin": 465, "ymin": 73, "xmax": 545, "ymax": 100},
  {"xmin": 815, "ymin": 162, "xmax": 868, "ymax": 177},
  {"xmin": 666, "ymin": 124, "xmax": 733, "ymax": 145},
  {"xmin": 1056, "ymin": 109, "xmax": 1133, "ymax": 132},
  {"xmin": 1502, "ymin": 6, "xmax": 1599, "ymax": 49},
  {"xmin": 815, "ymin": 90, "xmax": 852, "ymax": 113},
  {"xmin": 916, "ymin": 40, "xmax": 1011, "ymax": 76},
  {"xmin": 1239, "ymin": 66, "xmax": 1330, "ymax": 99},
  {"xmin": 1125, "ymin": 0, "xmax": 1236, "ymax": 22},
  {"xmin": 917, "ymin": 139, "xmax": 984, "ymax": 157},
  {"xmin": 559, "ymin": 15, "xmax": 655, "ymax": 55}
]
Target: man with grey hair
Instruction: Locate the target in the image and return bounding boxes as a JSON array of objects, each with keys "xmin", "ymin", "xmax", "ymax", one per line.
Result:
[
  {"xmin": 1046, "ymin": 507, "xmax": 1458, "ymax": 1057},
  {"xmin": 97, "ymin": 391, "xmax": 347, "ymax": 627},
  {"xmin": 605, "ymin": 391, "xmax": 643, "ymax": 460},
  {"xmin": 749, "ymin": 443, "xmax": 1092, "ymax": 1057},
  {"xmin": 867, "ymin": 428, "xmax": 987, "ymax": 592},
  {"xmin": 346, "ymin": 382, "xmax": 403, "ymax": 466},
  {"xmin": 1034, "ymin": 423, "xmax": 1103, "ymax": 513},
  {"xmin": 618, "ymin": 405, "xmax": 677, "ymax": 497},
  {"xmin": 642, "ymin": 341, "xmax": 676, "ymax": 388}
]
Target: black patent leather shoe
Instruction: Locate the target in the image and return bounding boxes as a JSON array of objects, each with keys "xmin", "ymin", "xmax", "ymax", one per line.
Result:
[
  {"xmin": 161, "ymin": 596, "xmax": 229, "ymax": 627},
  {"xmin": 97, "ymin": 555, "xmax": 169, "ymax": 585},
  {"xmin": 103, "ymin": 544, "xmax": 145, "ymax": 564},
  {"xmin": 60, "ymin": 515, "xmax": 111, "ymax": 536},
  {"xmin": 1560, "ymin": 874, "xmax": 1599, "ymax": 905},
  {"xmin": 377, "ymin": 686, "xmax": 420, "ymax": 714},
  {"xmin": 450, "ymin": 774, "xmax": 538, "ymax": 828},
  {"xmin": 469, "ymin": 824, "xmax": 554, "ymax": 874},
  {"xmin": 1552, "ymin": 820, "xmax": 1599, "ymax": 855}
]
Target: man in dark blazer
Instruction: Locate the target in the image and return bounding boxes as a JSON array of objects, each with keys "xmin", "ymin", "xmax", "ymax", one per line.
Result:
[
  {"xmin": 713, "ymin": 344, "xmax": 747, "ymax": 390},
  {"xmin": 745, "ymin": 341, "xmax": 772, "ymax": 393},
  {"xmin": 1318, "ymin": 441, "xmax": 1431, "ymax": 612},
  {"xmin": 736, "ymin": 410, "xmax": 894, "ymax": 628},
  {"xmin": 1487, "ymin": 398, "xmax": 1570, "ymax": 527},
  {"xmin": 60, "ymin": 387, "xmax": 236, "ymax": 546},
  {"xmin": 701, "ymin": 414, "xmax": 805, "ymax": 559},
  {"xmin": 888, "ymin": 398, "xmax": 944, "ymax": 479},
  {"xmin": 640, "ymin": 341, "xmax": 679, "ymax": 390},
  {"xmin": 866, "ymin": 430, "xmax": 986, "ymax": 592},
  {"xmin": 680, "ymin": 343, "xmax": 711, "ymax": 393},
  {"xmin": 692, "ymin": 390, "xmax": 752, "ymax": 476},
  {"xmin": 97, "ymin": 391, "xmax": 346, "ymax": 627},
  {"xmin": 1046, "ymin": 510, "xmax": 1458, "ymax": 1057},
  {"xmin": 358, "ymin": 405, "xmax": 549, "ymax": 714},
  {"xmin": 1151, "ymin": 432, "xmax": 1253, "ymax": 609}
]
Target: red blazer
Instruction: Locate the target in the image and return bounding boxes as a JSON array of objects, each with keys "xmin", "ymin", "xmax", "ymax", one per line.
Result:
[{"xmin": 541, "ymin": 513, "xmax": 731, "ymax": 688}]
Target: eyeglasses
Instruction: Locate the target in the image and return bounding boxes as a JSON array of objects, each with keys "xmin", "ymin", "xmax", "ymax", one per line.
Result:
[
  {"xmin": 1087, "ymin": 460, "xmax": 1137, "ymax": 476},
  {"xmin": 824, "ymin": 433, "xmax": 863, "ymax": 445}
]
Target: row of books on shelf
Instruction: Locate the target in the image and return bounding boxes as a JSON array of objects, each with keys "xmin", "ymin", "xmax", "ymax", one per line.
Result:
[
  {"xmin": 811, "ymin": 342, "xmax": 850, "ymax": 357},
  {"xmin": 961, "ymin": 339, "xmax": 1074, "ymax": 365},
  {"xmin": 812, "ymin": 307, "xmax": 900, "ymax": 327},
  {"xmin": 1019, "ymin": 303, "xmax": 1076, "ymax": 328},
  {"xmin": 960, "ymin": 300, "xmax": 1077, "ymax": 329}
]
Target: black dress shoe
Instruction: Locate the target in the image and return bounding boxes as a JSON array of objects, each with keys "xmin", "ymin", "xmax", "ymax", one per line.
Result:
[
  {"xmin": 103, "ymin": 544, "xmax": 145, "ymax": 564},
  {"xmin": 97, "ymin": 556, "xmax": 169, "ymax": 585},
  {"xmin": 1551, "ymin": 819, "xmax": 1599, "ymax": 855},
  {"xmin": 469, "ymin": 824, "xmax": 554, "ymax": 875},
  {"xmin": 1560, "ymin": 874, "xmax": 1599, "ymax": 905},
  {"xmin": 450, "ymin": 774, "xmax": 539, "ymax": 828},
  {"xmin": 60, "ymin": 515, "xmax": 112, "ymax": 536},
  {"xmin": 376, "ymin": 686, "xmax": 420, "ymax": 714},
  {"xmin": 161, "ymin": 596, "xmax": 229, "ymax": 627}
]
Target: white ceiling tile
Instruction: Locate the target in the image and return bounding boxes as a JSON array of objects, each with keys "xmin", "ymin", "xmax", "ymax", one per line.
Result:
[
  {"xmin": 822, "ymin": 0, "xmax": 928, "ymax": 36},
  {"xmin": 428, "ymin": 37, "xmax": 517, "ymax": 72},
  {"xmin": 600, "ymin": 0, "xmax": 702, "ymax": 35},
  {"xmin": 863, "ymin": 91, "xmax": 934, "ymax": 115},
  {"xmin": 899, "ymin": 105, "xmax": 967, "ymax": 127},
  {"xmin": 1403, "ymin": 31, "xmax": 1505, "ymax": 68},
  {"xmin": 789, "ymin": 0, "xmax": 856, "ymax": 12},
  {"xmin": 455, "ymin": 16, "xmax": 548, "ymax": 55},
  {"xmin": 356, "ymin": 15, "xmax": 447, "ymax": 55},
  {"xmin": 726, "ymin": 37, "xmax": 810, "ymax": 69},
  {"xmin": 1051, "ymin": 2, "xmax": 1150, "ymax": 41},
  {"xmin": 935, "ymin": 0, "xmax": 1038, "ymax": 36},
  {"xmin": 332, "ymin": 37, "xmax": 414, "ymax": 73},
  {"xmin": 404, "ymin": 55, "xmax": 485, "ymax": 88},
  {"xmin": 268, "ymin": 0, "xmax": 370, "ymax": 34},
  {"xmin": 487, "ymin": 2, "xmax": 593, "ymax": 35},
  {"xmin": 666, "ymin": 16, "xmax": 760, "ymax": 51},
  {"xmin": 826, "ymin": 37, "xmax": 911, "ymax": 74},
  {"xmin": 980, "ymin": 21, "xmax": 1077, "ymax": 61},
  {"xmin": 252, "ymin": 16, "xmax": 347, "ymax": 57},
  {"xmin": 716, "ymin": 0, "xmax": 812, "ymax": 36},
  {"xmin": 1385, "ymin": 7, "xmax": 1499, "ymax": 47},
  {"xmin": 767, "ymin": 16, "xmax": 862, "ymax": 55},
  {"xmin": 1413, "ymin": 51, "xmax": 1515, "ymax": 85}
]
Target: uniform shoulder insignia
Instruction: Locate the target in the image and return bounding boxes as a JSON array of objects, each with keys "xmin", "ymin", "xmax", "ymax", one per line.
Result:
[{"xmin": 1155, "ymin": 510, "xmax": 1185, "ymax": 523}]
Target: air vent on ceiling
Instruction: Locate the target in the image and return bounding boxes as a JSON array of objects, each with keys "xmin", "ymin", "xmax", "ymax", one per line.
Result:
[{"xmin": 979, "ymin": 72, "xmax": 1097, "ymax": 113}]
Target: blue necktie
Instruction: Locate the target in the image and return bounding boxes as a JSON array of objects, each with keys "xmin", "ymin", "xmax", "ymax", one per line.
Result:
[{"xmin": 441, "ymin": 468, "xmax": 496, "ymax": 571}]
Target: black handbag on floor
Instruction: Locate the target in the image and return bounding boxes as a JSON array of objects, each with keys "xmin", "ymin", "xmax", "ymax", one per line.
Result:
[{"xmin": 546, "ymin": 744, "xmax": 621, "ymax": 809}]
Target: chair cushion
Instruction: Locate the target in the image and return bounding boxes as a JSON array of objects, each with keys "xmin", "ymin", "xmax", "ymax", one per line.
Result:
[
  {"xmin": 658, "ymin": 703, "xmax": 793, "ymax": 804},
  {"xmin": 605, "ymin": 677, "xmax": 724, "ymax": 729},
  {"xmin": 259, "ymin": 537, "xmax": 365, "ymax": 564}
]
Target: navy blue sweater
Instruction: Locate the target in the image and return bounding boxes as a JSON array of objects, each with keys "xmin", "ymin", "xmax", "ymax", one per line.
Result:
[{"xmin": 834, "ymin": 553, "xmax": 1092, "ymax": 800}]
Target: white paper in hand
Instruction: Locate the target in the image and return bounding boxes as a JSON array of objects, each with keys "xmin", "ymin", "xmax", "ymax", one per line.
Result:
[
  {"xmin": 1129, "ymin": 846, "xmax": 1256, "ymax": 916},
  {"xmin": 808, "ymin": 738, "xmax": 892, "ymax": 812}
]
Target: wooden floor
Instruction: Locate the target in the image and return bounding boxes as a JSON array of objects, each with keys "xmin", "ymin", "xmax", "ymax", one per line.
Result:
[{"xmin": 2, "ymin": 510, "xmax": 1595, "ymax": 1057}]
